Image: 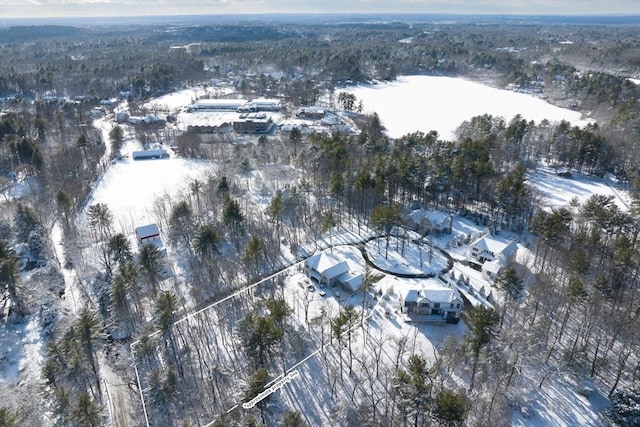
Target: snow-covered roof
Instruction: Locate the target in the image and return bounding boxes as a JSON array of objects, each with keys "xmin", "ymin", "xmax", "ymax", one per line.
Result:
[
  {"xmin": 135, "ymin": 223, "xmax": 160, "ymax": 239},
  {"xmin": 324, "ymin": 261, "xmax": 349, "ymax": 280},
  {"xmin": 339, "ymin": 272, "xmax": 364, "ymax": 292},
  {"xmin": 193, "ymin": 99, "xmax": 247, "ymax": 110},
  {"xmin": 305, "ymin": 252, "xmax": 348, "ymax": 279},
  {"xmin": 423, "ymin": 287, "xmax": 460, "ymax": 304},
  {"xmin": 403, "ymin": 289, "xmax": 421, "ymax": 303},
  {"xmin": 408, "ymin": 209, "xmax": 450, "ymax": 229},
  {"xmin": 471, "ymin": 234, "xmax": 517, "ymax": 258},
  {"xmin": 401, "ymin": 281, "xmax": 461, "ymax": 304},
  {"xmin": 180, "ymin": 111, "xmax": 237, "ymax": 129},
  {"xmin": 482, "ymin": 259, "xmax": 503, "ymax": 274},
  {"xmin": 241, "ymin": 98, "xmax": 281, "ymax": 110}
]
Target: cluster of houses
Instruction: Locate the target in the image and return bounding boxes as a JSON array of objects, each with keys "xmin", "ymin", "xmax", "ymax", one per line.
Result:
[{"xmin": 301, "ymin": 208, "xmax": 519, "ymax": 325}]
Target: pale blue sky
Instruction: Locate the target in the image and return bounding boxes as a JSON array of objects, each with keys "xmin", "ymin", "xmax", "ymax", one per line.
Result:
[{"xmin": 0, "ymin": 0, "xmax": 638, "ymax": 19}]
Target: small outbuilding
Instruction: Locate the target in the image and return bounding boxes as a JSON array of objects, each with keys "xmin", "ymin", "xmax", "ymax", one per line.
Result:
[
  {"xmin": 135, "ymin": 223, "xmax": 166, "ymax": 256},
  {"xmin": 135, "ymin": 223, "xmax": 160, "ymax": 245}
]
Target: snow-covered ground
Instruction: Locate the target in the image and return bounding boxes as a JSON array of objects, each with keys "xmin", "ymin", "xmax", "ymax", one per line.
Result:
[
  {"xmin": 346, "ymin": 75, "xmax": 595, "ymax": 140},
  {"xmin": 2, "ymin": 76, "xmax": 627, "ymax": 425},
  {"xmin": 84, "ymin": 139, "xmax": 214, "ymax": 234},
  {"xmin": 142, "ymin": 85, "xmax": 234, "ymax": 113},
  {"xmin": 365, "ymin": 234, "xmax": 449, "ymax": 276},
  {"xmin": 527, "ymin": 166, "xmax": 632, "ymax": 211}
]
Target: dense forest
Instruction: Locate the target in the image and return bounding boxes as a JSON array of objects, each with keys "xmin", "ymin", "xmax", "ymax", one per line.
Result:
[{"xmin": 0, "ymin": 14, "xmax": 639, "ymax": 427}]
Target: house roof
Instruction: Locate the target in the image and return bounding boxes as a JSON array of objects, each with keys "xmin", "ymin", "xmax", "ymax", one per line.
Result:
[
  {"xmin": 471, "ymin": 234, "xmax": 517, "ymax": 258},
  {"xmin": 401, "ymin": 282, "xmax": 461, "ymax": 304},
  {"xmin": 482, "ymin": 259, "xmax": 503, "ymax": 274},
  {"xmin": 323, "ymin": 261, "xmax": 349, "ymax": 280},
  {"xmin": 408, "ymin": 209, "xmax": 451, "ymax": 229},
  {"xmin": 305, "ymin": 252, "xmax": 349, "ymax": 280},
  {"xmin": 135, "ymin": 223, "xmax": 160, "ymax": 239},
  {"xmin": 340, "ymin": 272, "xmax": 364, "ymax": 292}
]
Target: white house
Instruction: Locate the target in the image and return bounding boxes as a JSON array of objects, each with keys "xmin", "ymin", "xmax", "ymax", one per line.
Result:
[
  {"xmin": 469, "ymin": 234, "xmax": 518, "ymax": 279},
  {"xmin": 469, "ymin": 234, "xmax": 517, "ymax": 263},
  {"xmin": 405, "ymin": 209, "xmax": 453, "ymax": 235},
  {"xmin": 304, "ymin": 252, "xmax": 348, "ymax": 287},
  {"xmin": 400, "ymin": 281, "xmax": 462, "ymax": 323},
  {"xmin": 304, "ymin": 251, "xmax": 364, "ymax": 292}
]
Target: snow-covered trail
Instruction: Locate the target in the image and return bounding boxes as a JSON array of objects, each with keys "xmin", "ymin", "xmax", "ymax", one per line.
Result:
[
  {"xmin": 51, "ymin": 222, "xmax": 84, "ymax": 318},
  {"xmin": 101, "ymin": 353, "xmax": 134, "ymax": 427}
]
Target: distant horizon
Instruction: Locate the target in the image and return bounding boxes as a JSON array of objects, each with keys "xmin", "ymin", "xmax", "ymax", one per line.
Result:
[
  {"xmin": 0, "ymin": 11, "xmax": 638, "ymax": 27},
  {"xmin": 0, "ymin": 0, "xmax": 638, "ymax": 21}
]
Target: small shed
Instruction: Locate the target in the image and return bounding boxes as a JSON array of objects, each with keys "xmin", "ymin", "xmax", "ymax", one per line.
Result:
[{"xmin": 135, "ymin": 223, "xmax": 160, "ymax": 245}]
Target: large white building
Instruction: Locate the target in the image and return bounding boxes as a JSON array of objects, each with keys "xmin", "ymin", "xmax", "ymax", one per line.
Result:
[{"xmin": 191, "ymin": 99, "xmax": 248, "ymax": 112}]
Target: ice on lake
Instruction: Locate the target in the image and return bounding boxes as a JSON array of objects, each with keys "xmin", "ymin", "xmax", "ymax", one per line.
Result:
[{"xmin": 347, "ymin": 75, "xmax": 594, "ymax": 140}]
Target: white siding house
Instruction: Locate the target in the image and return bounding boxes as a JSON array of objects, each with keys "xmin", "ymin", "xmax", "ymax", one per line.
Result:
[
  {"xmin": 469, "ymin": 234, "xmax": 517, "ymax": 263},
  {"xmin": 304, "ymin": 251, "xmax": 364, "ymax": 292},
  {"xmin": 400, "ymin": 281, "xmax": 462, "ymax": 323}
]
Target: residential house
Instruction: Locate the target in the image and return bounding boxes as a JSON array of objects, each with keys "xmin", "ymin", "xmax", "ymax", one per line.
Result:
[
  {"xmin": 400, "ymin": 281, "xmax": 462, "ymax": 323},
  {"xmin": 469, "ymin": 234, "xmax": 517, "ymax": 263},
  {"xmin": 405, "ymin": 209, "xmax": 453, "ymax": 235},
  {"xmin": 304, "ymin": 251, "xmax": 364, "ymax": 292},
  {"xmin": 469, "ymin": 234, "xmax": 518, "ymax": 279}
]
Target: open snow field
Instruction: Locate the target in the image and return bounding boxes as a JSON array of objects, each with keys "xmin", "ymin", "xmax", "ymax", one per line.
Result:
[
  {"xmin": 527, "ymin": 167, "xmax": 632, "ymax": 211},
  {"xmin": 84, "ymin": 141, "xmax": 214, "ymax": 234},
  {"xmin": 346, "ymin": 75, "xmax": 594, "ymax": 140}
]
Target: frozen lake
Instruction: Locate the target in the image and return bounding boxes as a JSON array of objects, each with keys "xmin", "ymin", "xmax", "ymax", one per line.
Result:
[{"xmin": 346, "ymin": 75, "xmax": 594, "ymax": 140}]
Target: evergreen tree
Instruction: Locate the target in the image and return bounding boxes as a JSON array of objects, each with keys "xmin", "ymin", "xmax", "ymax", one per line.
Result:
[{"xmin": 433, "ymin": 388, "xmax": 470, "ymax": 427}]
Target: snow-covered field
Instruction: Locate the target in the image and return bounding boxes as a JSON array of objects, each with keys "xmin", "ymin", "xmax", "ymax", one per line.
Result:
[
  {"xmin": 142, "ymin": 85, "xmax": 234, "ymax": 113},
  {"xmin": 84, "ymin": 140, "xmax": 214, "ymax": 234},
  {"xmin": 346, "ymin": 75, "xmax": 594, "ymax": 140},
  {"xmin": 527, "ymin": 167, "xmax": 632, "ymax": 211}
]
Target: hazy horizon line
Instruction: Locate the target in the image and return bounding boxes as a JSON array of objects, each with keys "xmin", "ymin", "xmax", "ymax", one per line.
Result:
[{"xmin": 1, "ymin": 12, "xmax": 638, "ymax": 26}]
